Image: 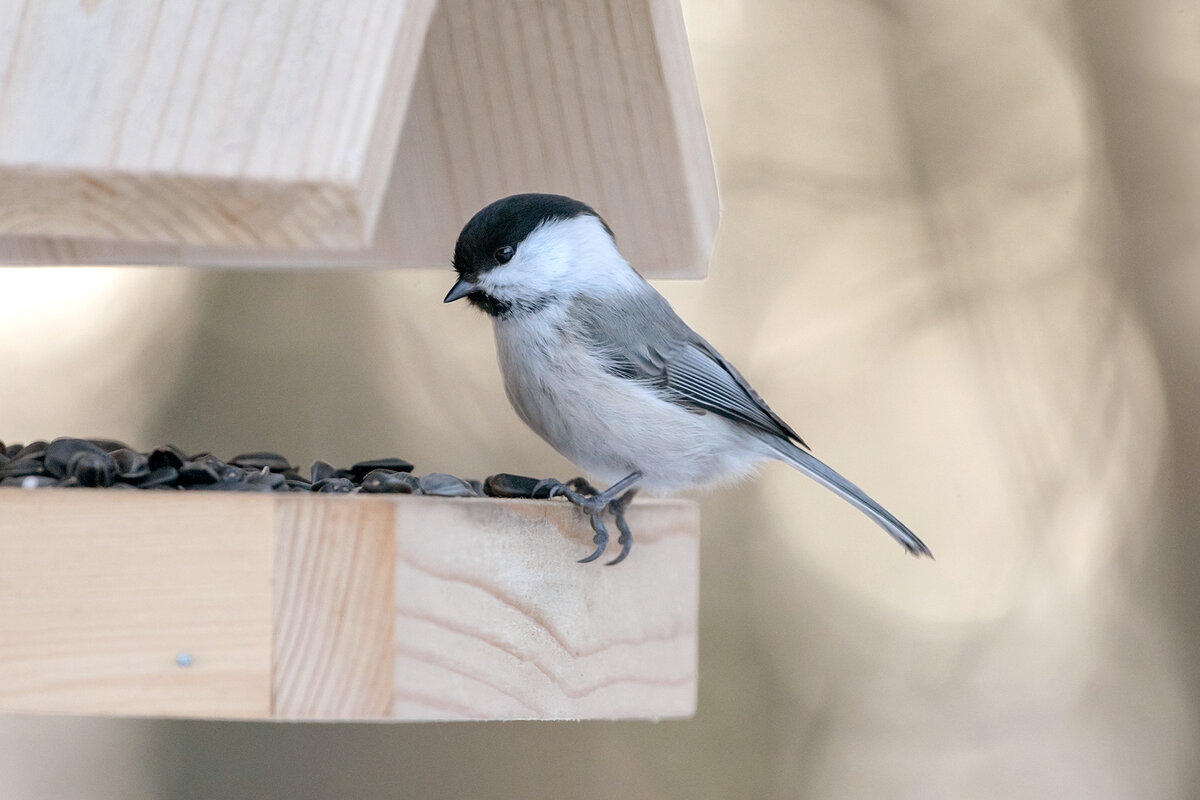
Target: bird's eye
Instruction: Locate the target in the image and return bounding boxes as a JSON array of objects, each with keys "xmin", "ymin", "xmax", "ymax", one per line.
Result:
[{"xmin": 494, "ymin": 245, "xmax": 515, "ymax": 264}]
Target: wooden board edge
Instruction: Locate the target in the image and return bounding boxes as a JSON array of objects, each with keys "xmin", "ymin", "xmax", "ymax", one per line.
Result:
[{"xmin": 270, "ymin": 495, "xmax": 397, "ymax": 720}]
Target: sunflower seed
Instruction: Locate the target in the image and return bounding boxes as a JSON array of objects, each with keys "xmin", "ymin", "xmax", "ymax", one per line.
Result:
[
  {"xmin": 309, "ymin": 460, "xmax": 337, "ymax": 483},
  {"xmin": 483, "ymin": 473, "xmax": 543, "ymax": 498},
  {"xmin": 418, "ymin": 473, "xmax": 478, "ymax": 497},
  {"xmin": 314, "ymin": 476, "xmax": 356, "ymax": 493},
  {"xmin": 67, "ymin": 449, "xmax": 116, "ymax": 487},
  {"xmin": 348, "ymin": 457, "xmax": 414, "ymax": 479},
  {"xmin": 230, "ymin": 452, "xmax": 292, "ymax": 472},
  {"xmin": 0, "ymin": 458, "xmax": 45, "ymax": 479},
  {"xmin": 148, "ymin": 445, "xmax": 186, "ymax": 471},
  {"xmin": 360, "ymin": 469, "xmax": 417, "ymax": 494},
  {"xmin": 44, "ymin": 438, "xmax": 106, "ymax": 479},
  {"xmin": 111, "ymin": 449, "xmax": 150, "ymax": 481}
]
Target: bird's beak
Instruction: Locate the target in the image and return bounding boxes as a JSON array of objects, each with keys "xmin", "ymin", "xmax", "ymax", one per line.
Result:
[{"xmin": 443, "ymin": 278, "xmax": 475, "ymax": 303}]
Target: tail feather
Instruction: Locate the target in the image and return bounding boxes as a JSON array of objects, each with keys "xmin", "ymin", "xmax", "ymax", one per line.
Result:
[{"xmin": 773, "ymin": 440, "xmax": 932, "ymax": 559}]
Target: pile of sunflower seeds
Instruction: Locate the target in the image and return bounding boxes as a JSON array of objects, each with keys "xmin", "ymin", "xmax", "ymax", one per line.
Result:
[{"xmin": 0, "ymin": 437, "xmax": 551, "ymax": 499}]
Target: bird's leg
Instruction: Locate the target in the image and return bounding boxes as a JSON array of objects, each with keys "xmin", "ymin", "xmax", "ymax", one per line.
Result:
[{"xmin": 531, "ymin": 471, "xmax": 643, "ymax": 564}]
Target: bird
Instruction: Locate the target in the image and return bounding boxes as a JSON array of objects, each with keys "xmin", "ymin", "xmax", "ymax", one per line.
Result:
[{"xmin": 444, "ymin": 193, "xmax": 931, "ymax": 565}]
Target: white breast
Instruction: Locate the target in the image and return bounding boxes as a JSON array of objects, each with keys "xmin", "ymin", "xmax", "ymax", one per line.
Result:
[{"xmin": 492, "ymin": 308, "xmax": 770, "ymax": 492}]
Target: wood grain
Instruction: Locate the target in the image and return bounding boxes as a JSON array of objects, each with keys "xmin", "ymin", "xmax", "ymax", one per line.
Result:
[
  {"xmin": 0, "ymin": 0, "xmax": 717, "ymax": 277},
  {"xmin": 377, "ymin": 0, "xmax": 718, "ymax": 278},
  {"xmin": 272, "ymin": 497, "xmax": 395, "ymax": 719},
  {"xmin": 0, "ymin": 0, "xmax": 436, "ymax": 249},
  {"xmin": 0, "ymin": 490, "xmax": 699, "ymax": 721},
  {"xmin": 391, "ymin": 497, "xmax": 699, "ymax": 721},
  {"xmin": 0, "ymin": 491, "xmax": 275, "ymax": 718}
]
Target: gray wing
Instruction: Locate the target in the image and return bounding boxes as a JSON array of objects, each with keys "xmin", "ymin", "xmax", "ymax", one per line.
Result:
[{"xmin": 572, "ymin": 289, "xmax": 808, "ymax": 449}]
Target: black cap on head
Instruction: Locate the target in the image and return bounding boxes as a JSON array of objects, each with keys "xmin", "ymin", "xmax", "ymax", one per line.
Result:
[{"xmin": 451, "ymin": 193, "xmax": 613, "ymax": 279}]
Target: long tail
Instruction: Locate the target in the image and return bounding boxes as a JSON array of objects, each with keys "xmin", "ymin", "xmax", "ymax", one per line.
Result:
[{"xmin": 771, "ymin": 439, "xmax": 932, "ymax": 558}]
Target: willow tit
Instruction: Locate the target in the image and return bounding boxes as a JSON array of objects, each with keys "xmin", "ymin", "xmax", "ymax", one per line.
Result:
[{"xmin": 445, "ymin": 193, "xmax": 931, "ymax": 564}]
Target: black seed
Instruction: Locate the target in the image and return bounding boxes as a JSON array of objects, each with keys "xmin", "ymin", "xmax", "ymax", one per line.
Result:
[
  {"xmin": 483, "ymin": 473, "xmax": 542, "ymax": 498},
  {"xmin": 0, "ymin": 458, "xmax": 45, "ymax": 479},
  {"xmin": 88, "ymin": 438, "xmax": 130, "ymax": 453},
  {"xmin": 111, "ymin": 449, "xmax": 150, "ymax": 481},
  {"xmin": 314, "ymin": 476, "xmax": 356, "ymax": 493},
  {"xmin": 0, "ymin": 441, "xmax": 523, "ymax": 504},
  {"xmin": 148, "ymin": 445, "xmax": 186, "ymax": 471},
  {"xmin": 14, "ymin": 441, "xmax": 47, "ymax": 460},
  {"xmin": 138, "ymin": 465, "xmax": 179, "ymax": 488},
  {"xmin": 309, "ymin": 460, "xmax": 337, "ymax": 483},
  {"xmin": 360, "ymin": 469, "xmax": 417, "ymax": 494},
  {"xmin": 218, "ymin": 465, "xmax": 245, "ymax": 482},
  {"xmin": 243, "ymin": 468, "xmax": 285, "ymax": 489},
  {"xmin": 348, "ymin": 457, "xmax": 414, "ymax": 479},
  {"xmin": 1, "ymin": 475, "xmax": 54, "ymax": 488},
  {"xmin": 177, "ymin": 461, "xmax": 220, "ymax": 486},
  {"xmin": 418, "ymin": 473, "xmax": 478, "ymax": 497},
  {"xmin": 230, "ymin": 452, "xmax": 292, "ymax": 472},
  {"xmin": 190, "ymin": 453, "xmax": 226, "ymax": 470},
  {"xmin": 68, "ymin": 450, "xmax": 116, "ymax": 487},
  {"xmin": 44, "ymin": 438, "xmax": 106, "ymax": 479}
]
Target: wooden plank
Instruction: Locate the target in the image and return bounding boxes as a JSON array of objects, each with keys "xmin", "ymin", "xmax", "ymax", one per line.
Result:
[
  {"xmin": 0, "ymin": 0, "xmax": 717, "ymax": 277},
  {"xmin": 0, "ymin": 0, "xmax": 436, "ymax": 249},
  {"xmin": 271, "ymin": 497, "xmax": 395, "ymax": 719},
  {"xmin": 0, "ymin": 490, "xmax": 699, "ymax": 721},
  {"xmin": 390, "ymin": 497, "xmax": 699, "ymax": 721},
  {"xmin": 373, "ymin": 0, "xmax": 718, "ymax": 278},
  {"xmin": 0, "ymin": 491, "xmax": 275, "ymax": 718}
]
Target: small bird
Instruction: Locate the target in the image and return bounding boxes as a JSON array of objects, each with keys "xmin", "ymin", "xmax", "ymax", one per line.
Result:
[{"xmin": 445, "ymin": 193, "xmax": 931, "ymax": 565}]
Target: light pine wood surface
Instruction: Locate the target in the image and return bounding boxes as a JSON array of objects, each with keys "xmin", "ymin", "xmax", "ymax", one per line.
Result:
[
  {"xmin": 0, "ymin": 0, "xmax": 717, "ymax": 277},
  {"xmin": 0, "ymin": 492, "xmax": 276, "ymax": 718},
  {"xmin": 391, "ymin": 497, "xmax": 699, "ymax": 720},
  {"xmin": 0, "ymin": 490, "xmax": 699, "ymax": 721},
  {"xmin": 0, "ymin": 0, "xmax": 436, "ymax": 250},
  {"xmin": 272, "ymin": 498, "xmax": 396, "ymax": 719}
]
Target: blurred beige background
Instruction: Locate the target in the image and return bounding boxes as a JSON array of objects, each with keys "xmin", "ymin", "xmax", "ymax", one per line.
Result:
[{"xmin": 3, "ymin": 0, "xmax": 1199, "ymax": 797}]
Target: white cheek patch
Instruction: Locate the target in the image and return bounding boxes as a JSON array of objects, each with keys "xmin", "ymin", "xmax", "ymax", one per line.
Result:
[
  {"xmin": 478, "ymin": 215, "xmax": 642, "ymax": 305},
  {"xmin": 510, "ymin": 223, "xmax": 575, "ymax": 292},
  {"xmin": 476, "ymin": 261, "xmax": 521, "ymax": 298}
]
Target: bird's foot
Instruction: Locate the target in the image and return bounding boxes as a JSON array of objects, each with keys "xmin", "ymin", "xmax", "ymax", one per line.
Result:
[
  {"xmin": 532, "ymin": 471, "xmax": 642, "ymax": 565},
  {"xmin": 604, "ymin": 488, "xmax": 639, "ymax": 566},
  {"xmin": 531, "ymin": 475, "xmax": 599, "ymax": 499}
]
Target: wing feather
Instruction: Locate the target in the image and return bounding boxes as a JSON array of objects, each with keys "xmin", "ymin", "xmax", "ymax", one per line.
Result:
[{"xmin": 572, "ymin": 290, "xmax": 808, "ymax": 448}]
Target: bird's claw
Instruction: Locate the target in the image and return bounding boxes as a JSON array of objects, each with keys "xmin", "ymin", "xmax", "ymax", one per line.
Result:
[
  {"xmin": 577, "ymin": 512, "xmax": 610, "ymax": 564},
  {"xmin": 535, "ymin": 472, "xmax": 642, "ymax": 565},
  {"xmin": 605, "ymin": 489, "xmax": 638, "ymax": 566}
]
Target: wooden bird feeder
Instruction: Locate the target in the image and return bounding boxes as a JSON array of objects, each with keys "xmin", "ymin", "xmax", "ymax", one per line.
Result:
[
  {"xmin": 0, "ymin": 0, "xmax": 715, "ymax": 721},
  {"xmin": 0, "ymin": 491, "xmax": 698, "ymax": 721},
  {"xmin": 0, "ymin": 0, "xmax": 718, "ymax": 278}
]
